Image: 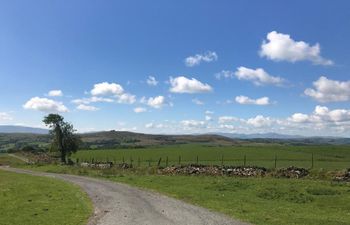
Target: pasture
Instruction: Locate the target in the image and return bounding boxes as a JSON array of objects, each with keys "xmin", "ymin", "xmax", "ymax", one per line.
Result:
[
  {"xmin": 0, "ymin": 169, "xmax": 92, "ymax": 225},
  {"xmin": 73, "ymin": 144, "xmax": 350, "ymax": 170}
]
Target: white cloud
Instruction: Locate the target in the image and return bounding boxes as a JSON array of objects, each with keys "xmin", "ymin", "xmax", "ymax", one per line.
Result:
[
  {"xmin": 181, "ymin": 120, "xmax": 206, "ymax": 129},
  {"xmin": 205, "ymin": 110, "xmax": 214, "ymax": 114},
  {"xmin": 116, "ymin": 93, "xmax": 136, "ymax": 104},
  {"xmin": 185, "ymin": 51, "xmax": 218, "ymax": 67},
  {"xmin": 72, "ymin": 96, "xmax": 114, "ymax": 105},
  {"xmin": 91, "ymin": 82, "xmax": 124, "ymax": 96},
  {"xmin": 246, "ymin": 115, "xmax": 273, "ymax": 128},
  {"xmin": 288, "ymin": 106, "xmax": 350, "ymax": 126},
  {"xmin": 169, "ymin": 76, "xmax": 213, "ymax": 93},
  {"xmin": 260, "ymin": 31, "xmax": 333, "ymax": 65},
  {"xmin": 23, "ymin": 97, "xmax": 69, "ymax": 113},
  {"xmin": 145, "ymin": 122, "xmax": 164, "ymax": 129},
  {"xmin": 145, "ymin": 96, "xmax": 166, "ymax": 109},
  {"xmin": 288, "ymin": 113, "xmax": 309, "ymax": 123},
  {"xmin": 215, "ymin": 70, "xmax": 235, "ymax": 80},
  {"xmin": 145, "ymin": 123, "xmax": 154, "ymax": 128},
  {"xmin": 205, "ymin": 115, "xmax": 212, "ymax": 121},
  {"xmin": 146, "ymin": 76, "xmax": 158, "ymax": 86},
  {"xmin": 0, "ymin": 112, "xmax": 13, "ymax": 122},
  {"xmin": 48, "ymin": 90, "xmax": 63, "ymax": 97},
  {"xmin": 235, "ymin": 66, "xmax": 284, "ymax": 86},
  {"xmin": 304, "ymin": 76, "xmax": 350, "ymax": 102},
  {"xmin": 76, "ymin": 104, "xmax": 99, "ymax": 111},
  {"xmin": 134, "ymin": 107, "xmax": 147, "ymax": 113},
  {"xmin": 235, "ymin": 95, "xmax": 270, "ymax": 105},
  {"xmin": 192, "ymin": 98, "xmax": 204, "ymax": 105}
]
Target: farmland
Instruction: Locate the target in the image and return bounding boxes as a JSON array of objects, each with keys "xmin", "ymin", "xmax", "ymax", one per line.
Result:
[{"xmin": 73, "ymin": 144, "xmax": 350, "ymax": 170}]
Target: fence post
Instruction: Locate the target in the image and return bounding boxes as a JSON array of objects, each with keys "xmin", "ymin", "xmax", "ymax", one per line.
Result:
[
  {"xmin": 274, "ymin": 155, "xmax": 277, "ymax": 169},
  {"xmin": 221, "ymin": 155, "xmax": 224, "ymax": 168},
  {"xmin": 130, "ymin": 157, "xmax": 133, "ymax": 167},
  {"xmin": 166, "ymin": 156, "xmax": 168, "ymax": 167},
  {"xmin": 148, "ymin": 158, "xmax": 151, "ymax": 167},
  {"xmin": 311, "ymin": 153, "xmax": 314, "ymax": 169},
  {"xmin": 122, "ymin": 156, "xmax": 125, "ymax": 163},
  {"xmin": 157, "ymin": 157, "xmax": 162, "ymax": 167},
  {"xmin": 244, "ymin": 155, "xmax": 246, "ymax": 167},
  {"xmin": 178, "ymin": 156, "xmax": 181, "ymax": 165}
]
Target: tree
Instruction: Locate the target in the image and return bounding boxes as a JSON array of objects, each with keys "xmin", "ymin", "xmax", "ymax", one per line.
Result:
[{"xmin": 43, "ymin": 114, "xmax": 80, "ymax": 163}]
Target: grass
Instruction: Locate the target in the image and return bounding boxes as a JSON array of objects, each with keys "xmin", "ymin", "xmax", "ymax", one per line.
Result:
[
  {"xmin": 0, "ymin": 153, "xmax": 26, "ymax": 166},
  {"xmin": 21, "ymin": 164, "xmax": 350, "ymax": 225},
  {"xmin": 0, "ymin": 169, "xmax": 92, "ymax": 225},
  {"xmin": 73, "ymin": 144, "xmax": 350, "ymax": 170}
]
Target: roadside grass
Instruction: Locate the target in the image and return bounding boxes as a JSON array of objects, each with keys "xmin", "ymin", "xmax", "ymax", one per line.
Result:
[
  {"xmin": 0, "ymin": 153, "xmax": 26, "ymax": 166},
  {"xmin": 21, "ymin": 164, "xmax": 350, "ymax": 225},
  {"xmin": 73, "ymin": 144, "xmax": 350, "ymax": 170},
  {"xmin": 0, "ymin": 169, "xmax": 92, "ymax": 225}
]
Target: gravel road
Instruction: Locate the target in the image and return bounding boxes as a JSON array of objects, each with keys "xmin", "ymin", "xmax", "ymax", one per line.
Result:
[{"xmin": 0, "ymin": 167, "xmax": 250, "ymax": 225}]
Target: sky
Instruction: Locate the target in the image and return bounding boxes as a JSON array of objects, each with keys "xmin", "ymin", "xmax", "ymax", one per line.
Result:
[{"xmin": 0, "ymin": 0, "xmax": 350, "ymax": 136}]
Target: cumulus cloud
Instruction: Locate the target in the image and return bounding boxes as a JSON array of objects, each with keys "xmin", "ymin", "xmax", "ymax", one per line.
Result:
[
  {"xmin": 246, "ymin": 115, "xmax": 273, "ymax": 128},
  {"xmin": 181, "ymin": 120, "xmax": 206, "ymax": 129},
  {"xmin": 169, "ymin": 76, "xmax": 213, "ymax": 93},
  {"xmin": 146, "ymin": 76, "xmax": 158, "ymax": 86},
  {"xmin": 48, "ymin": 90, "xmax": 63, "ymax": 97},
  {"xmin": 185, "ymin": 51, "xmax": 218, "ymax": 67},
  {"xmin": 289, "ymin": 106, "xmax": 350, "ymax": 124},
  {"xmin": 260, "ymin": 31, "xmax": 333, "ymax": 65},
  {"xmin": 116, "ymin": 93, "xmax": 136, "ymax": 104},
  {"xmin": 0, "ymin": 112, "xmax": 13, "ymax": 122},
  {"xmin": 304, "ymin": 76, "xmax": 350, "ymax": 102},
  {"xmin": 134, "ymin": 107, "xmax": 147, "ymax": 113},
  {"xmin": 235, "ymin": 95, "xmax": 270, "ymax": 105},
  {"xmin": 76, "ymin": 104, "xmax": 99, "ymax": 111},
  {"xmin": 23, "ymin": 97, "xmax": 69, "ymax": 113},
  {"xmin": 91, "ymin": 82, "xmax": 124, "ymax": 96},
  {"xmin": 144, "ymin": 96, "xmax": 166, "ymax": 109},
  {"xmin": 215, "ymin": 70, "xmax": 235, "ymax": 80},
  {"xmin": 235, "ymin": 66, "xmax": 284, "ymax": 86}
]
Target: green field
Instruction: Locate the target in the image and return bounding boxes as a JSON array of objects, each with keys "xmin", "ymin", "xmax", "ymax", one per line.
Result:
[
  {"xmin": 0, "ymin": 169, "xmax": 92, "ymax": 225},
  {"xmin": 19, "ymin": 164, "xmax": 350, "ymax": 225},
  {"xmin": 73, "ymin": 144, "xmax": 350, "ymax": 170}
]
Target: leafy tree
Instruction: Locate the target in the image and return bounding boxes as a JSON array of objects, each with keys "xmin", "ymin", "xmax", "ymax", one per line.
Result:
[{"xmin": 43, "ymin": 114, "xmax": 80, "ymax": 163}]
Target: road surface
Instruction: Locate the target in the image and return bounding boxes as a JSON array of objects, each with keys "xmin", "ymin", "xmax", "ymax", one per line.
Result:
[{"xmin": 0, "ymin": 167, "xmax": 250, "ymax": 225}]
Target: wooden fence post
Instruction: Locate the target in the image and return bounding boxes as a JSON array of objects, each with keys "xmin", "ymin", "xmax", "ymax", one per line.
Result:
[
  {"xmin": 311, "ymin": 153, "xmax": 314, "ymax": 169},
  {"xmin": 178, "ymin": 156, "xmax": 181, "ymax": 165},
  {"xmin": 221, "ymin": 155, "xmax": 224, "ymax": 168},
  {"xmin": 244, "ymin": 155, "xmax": 246, "ymax": 167},
  {"xmin": 196, "ymin": 155, "xmax": 199, "ymax": 164},
  {"xmin": 166, "ymin": 156, "xmax": 168, "ymax": 167},
  {"xmin": 157, "ymin": 157, "xmax": 162, "ymax": 167}
]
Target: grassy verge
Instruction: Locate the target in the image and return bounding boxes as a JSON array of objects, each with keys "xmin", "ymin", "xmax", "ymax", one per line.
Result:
[
  {"xmin": 20, "ymin": 164, "xmax": 350, "ymax": 225},
  {"xmin": 0, "ymin": 169, "xmax": 92, "ymax": 225}
]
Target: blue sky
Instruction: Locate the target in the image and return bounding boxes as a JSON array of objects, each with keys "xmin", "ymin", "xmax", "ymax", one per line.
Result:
[{"xmin": 0, "ymin": 0, "xmax": 350, "ymax": 136}]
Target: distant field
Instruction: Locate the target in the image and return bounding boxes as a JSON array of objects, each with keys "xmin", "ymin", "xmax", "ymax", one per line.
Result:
[
  {"xmin": 73, "ymin": 144, "xmax": 350, "ymax": 170},
  {"xmin": 0, "ymin": 170, "xmax": 92, "ymax": 225}
]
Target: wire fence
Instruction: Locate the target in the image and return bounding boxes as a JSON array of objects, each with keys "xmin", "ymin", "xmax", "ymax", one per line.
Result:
[{"xmin": 74, "ymin": 153, "xmax": 349, "ymax": 170}]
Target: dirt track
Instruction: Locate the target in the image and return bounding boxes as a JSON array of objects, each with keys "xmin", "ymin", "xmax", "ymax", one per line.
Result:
[{"xmin": 0, "ymin": 167, "xmax": 250, "ymax": 225}]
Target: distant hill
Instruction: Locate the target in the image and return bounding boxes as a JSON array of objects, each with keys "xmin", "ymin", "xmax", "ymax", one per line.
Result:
[
  {"xmin": 0, "ymin": 125, "xmax": 48, "ymax": 134},
  {"xmin": 1, "ymin": 129, "xmax": 349, "ymax": 152},
  {"xmin": 217, "ymin": 132, "xmax": 304, "ymax": 139}
]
